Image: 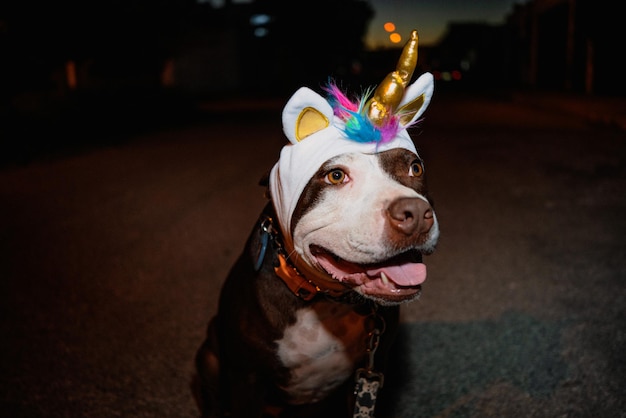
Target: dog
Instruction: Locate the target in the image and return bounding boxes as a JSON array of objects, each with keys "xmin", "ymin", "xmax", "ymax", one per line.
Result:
[{"xmin": 195, "ymin": 31, "xmax": 438, "ymax": 418}]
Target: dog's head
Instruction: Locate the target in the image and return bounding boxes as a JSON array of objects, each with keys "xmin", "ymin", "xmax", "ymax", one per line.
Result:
[{"xmin": 269, "ymin": 31, "xmax": 438, "ymax": 305}]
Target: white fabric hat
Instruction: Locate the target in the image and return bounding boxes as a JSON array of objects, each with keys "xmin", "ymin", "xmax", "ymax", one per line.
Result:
[
  {"xmin": 269, "ymin": 31, "xmax": 434, "ymax": 249},
  {"xmin": 269, "ymin": 77, "xmax": 433, "ymax": 249}
]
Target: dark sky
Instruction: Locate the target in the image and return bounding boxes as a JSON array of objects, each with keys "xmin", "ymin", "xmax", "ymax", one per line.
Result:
[{"xmin": 366, "ymin": 0, "xmax": 529, "ymax": 47}]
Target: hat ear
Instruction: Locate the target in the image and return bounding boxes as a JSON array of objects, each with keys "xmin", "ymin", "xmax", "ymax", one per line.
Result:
[
  {"xmin": 282, "ymin": 87, "xmax": 334, "ymax": 144},
  {"xmin": 396, "ymin": 72, "xmax": 434, "ymax": 127}
]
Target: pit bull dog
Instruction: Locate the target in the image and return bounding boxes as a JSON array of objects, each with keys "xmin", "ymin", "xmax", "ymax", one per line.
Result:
[{"xmin": 195, "ymin": 31, "xmax": 438, "ymax": 418}]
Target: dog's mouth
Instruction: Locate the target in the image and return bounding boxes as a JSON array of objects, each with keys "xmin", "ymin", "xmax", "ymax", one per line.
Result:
[{"xmin": 309, "ymin": 245, "xmax": 426, "ymax": 301}]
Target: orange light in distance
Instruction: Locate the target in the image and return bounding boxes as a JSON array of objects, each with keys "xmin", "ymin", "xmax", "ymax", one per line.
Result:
[
  {"xmin": 389, "ymin": 33, "xmax": 402, "ymax": 44},
  {"xmin": 383, "ymin": 22, "xmax": 396, "ymax": 32}
]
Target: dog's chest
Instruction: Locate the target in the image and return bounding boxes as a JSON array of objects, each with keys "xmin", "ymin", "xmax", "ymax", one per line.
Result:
[{"xmin": 275, "ymin": 301, "xmax": 370, "ymax": 404}]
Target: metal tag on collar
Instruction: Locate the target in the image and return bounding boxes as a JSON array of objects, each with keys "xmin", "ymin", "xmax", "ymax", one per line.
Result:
[
  {"xmin": 353, "ymin": 311, "xmax": 386, "ymax": 417},
  {"xmin": 253, "ymin": 217, "xmax": 273, "ymax": 271}
]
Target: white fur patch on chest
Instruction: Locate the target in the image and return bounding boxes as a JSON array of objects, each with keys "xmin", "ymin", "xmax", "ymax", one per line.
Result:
[{"xmin": 275, "ymin": 302, "xmax": 368, "ymax": 404}]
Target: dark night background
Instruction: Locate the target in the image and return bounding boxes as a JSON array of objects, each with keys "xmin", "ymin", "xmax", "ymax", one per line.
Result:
[
  {"xmin": 1, "ymin": 0, "xmax": 623, "ymax": 163},
  {"xmin": 0, "ymin": 1, "xmax": 624, "ymax": 417}
]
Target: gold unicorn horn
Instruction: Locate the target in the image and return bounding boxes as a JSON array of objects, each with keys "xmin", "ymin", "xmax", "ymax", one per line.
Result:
[{"xmin": 366, "ymin": 30, "xmax": 419, "ymax": 126}]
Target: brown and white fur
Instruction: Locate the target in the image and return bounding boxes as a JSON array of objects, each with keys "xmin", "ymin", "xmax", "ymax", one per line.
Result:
[
  {"xmin": 195, "ymin": 146, "xmax": 438, "ymax": 417},
  {"xmin": 196, "ymin": 33, "xmax": 437, "ymax": 416}
]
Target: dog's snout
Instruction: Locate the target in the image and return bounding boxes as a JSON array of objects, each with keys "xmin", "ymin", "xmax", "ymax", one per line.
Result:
[{"xmin": 387, "ymin": 197, "xmax": 434, "ymax": 236}]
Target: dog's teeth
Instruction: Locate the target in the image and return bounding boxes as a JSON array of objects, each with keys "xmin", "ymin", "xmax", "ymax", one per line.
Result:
[{"xmin": 381, "ymin": 272, "xmax": 389, "ymax": 285}]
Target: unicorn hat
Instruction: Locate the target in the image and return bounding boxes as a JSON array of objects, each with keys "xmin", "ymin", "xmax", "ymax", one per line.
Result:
[{"xmin": 269, "ymin": 30, "xmax": 434, "ymax": 250}]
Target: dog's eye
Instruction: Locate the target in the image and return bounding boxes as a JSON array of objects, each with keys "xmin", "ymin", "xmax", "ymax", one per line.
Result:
[
  {"xmin": 409, "ymin": 161, "xmax": 424, "ymax": 177},
  {"xmin": 325, "ymin": 169, "xmax": 347, "ymax": 185}
]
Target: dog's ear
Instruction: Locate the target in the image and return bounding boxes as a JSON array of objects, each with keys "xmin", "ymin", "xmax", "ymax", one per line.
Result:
[
  {"xmin": 396, "ymin": 72, "xmax": 434, "ymax": 127},
  {"xmin": 282, "ymin": 87, "xmax": 334, "ymax": 144}
]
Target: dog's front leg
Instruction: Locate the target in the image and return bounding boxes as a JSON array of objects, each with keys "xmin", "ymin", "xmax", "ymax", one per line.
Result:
[
  {"xmin": 223, "ymin": 367, "xmax": 273, "ymax": 418},
  {"xmin": 195, "ymin": 319, "xmax": 224, "ymax": 418}
]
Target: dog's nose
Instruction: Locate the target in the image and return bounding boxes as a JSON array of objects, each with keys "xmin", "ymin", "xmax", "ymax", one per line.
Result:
[{"xmin": 387, "ymin": 197, "xmax": 434, "ymax": 236}]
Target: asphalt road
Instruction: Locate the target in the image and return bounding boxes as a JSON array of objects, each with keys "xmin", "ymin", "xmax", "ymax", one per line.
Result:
[{"xmin": 1, "ymin": 90, "xmax": 624, "ymax": 417}]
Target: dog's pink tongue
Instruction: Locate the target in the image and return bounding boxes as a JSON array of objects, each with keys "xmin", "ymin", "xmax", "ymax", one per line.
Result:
[
  {"xmin": 367, "ymin": 262, "xmax": 427, "ymax": 286},
  {"xmin": 314, "ymin": 251, "xmax": 427, "ymax": 286}
]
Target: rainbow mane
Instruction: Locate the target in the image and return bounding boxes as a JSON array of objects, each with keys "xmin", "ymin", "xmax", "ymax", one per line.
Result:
[{"xmin": 323, "ymin": 82, "xmax": 401, "ymax": 144}]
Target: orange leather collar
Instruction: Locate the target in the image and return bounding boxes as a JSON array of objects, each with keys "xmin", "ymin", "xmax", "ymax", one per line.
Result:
[
  {"xmin": 257, "ymin": 213, "xmax": 350, "ymax": 301},
  {"xmin": 274, "ymin": 253, "xmax": 350, "ymax": 301}
]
